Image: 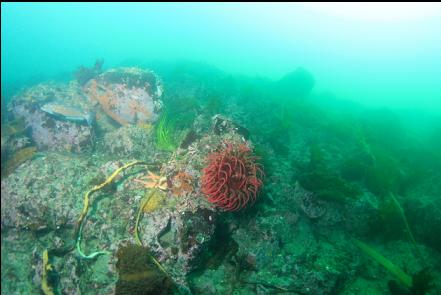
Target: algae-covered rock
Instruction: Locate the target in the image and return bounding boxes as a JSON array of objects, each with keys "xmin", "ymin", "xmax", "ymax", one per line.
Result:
[
  {"xmin": 84, "ymin": 67, "xmax": 163, "ymax": 126},
  {"xmin": 11, "ymin": 82, "xmax": 94, "ymax": 152},
  {"xmin": 1, "ymin": 153, "xmax": 100, "ymax": 231},
  {"xmin": 101, "ymin": 124, "xmax": 159, "ymax": 160}
]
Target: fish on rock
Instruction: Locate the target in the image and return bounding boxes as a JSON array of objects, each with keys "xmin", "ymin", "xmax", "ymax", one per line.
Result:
[{"xmin": 40, "ymin": 102, "xmax": 94, "ymax": 125}]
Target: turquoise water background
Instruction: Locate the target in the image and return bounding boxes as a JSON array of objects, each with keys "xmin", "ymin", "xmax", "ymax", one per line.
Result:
[
  {"xmin": 2, "ymin": 4, "xmax": 441, "ymax": 294},
  {"xmin": 2, "ymin": 3, "xmax": 441, "ymax": 111}
]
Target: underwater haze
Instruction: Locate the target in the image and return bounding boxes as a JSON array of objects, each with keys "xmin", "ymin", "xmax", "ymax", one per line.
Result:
[
  {"xmin": 2, "ymin": 3, "xmax": 441, "ymax": 295},
  {"xmin": 2, "ymin": 2, "xmax": 441, "ymax": 111}
]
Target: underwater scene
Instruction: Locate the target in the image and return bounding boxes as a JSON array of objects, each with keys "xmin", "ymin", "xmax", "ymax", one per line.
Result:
[{"xmin": 1, "ymin": 3, "xmax": 441, "ymax": 295}]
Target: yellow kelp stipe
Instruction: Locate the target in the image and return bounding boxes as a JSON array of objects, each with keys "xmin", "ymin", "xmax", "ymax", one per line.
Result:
[
  {"xmin": 76, "ymin": 161, "xmax": 148, "ymax": 259},
  {"xmin": 41, "ymin": 250, "xmax": 55, "ymax": 295}
]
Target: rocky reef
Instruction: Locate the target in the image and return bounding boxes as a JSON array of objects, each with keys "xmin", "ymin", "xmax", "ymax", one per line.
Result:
[
  {"xmin": 10, "ymin": 82, "xmax": 95, "ymax": 152},
  {"xmin": 84, "ymin": 67, "xmax": 163, "ymax": 126},
  {"xmin": 9, "ymin": 67, "xmax": 163, "ymax": 153},
  {"xmin": 1, "ymin": 62, "xmax": 441, "ymax": 295}
]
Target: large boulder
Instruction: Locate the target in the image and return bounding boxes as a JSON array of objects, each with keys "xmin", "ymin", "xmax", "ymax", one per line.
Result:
[
  {"xmin": 11, "ymin": 82, "xmax": 94, "ymax": 152},
  {"xmin": 84, "ymin": 67, "xmax": 163, "ymax": 126}
]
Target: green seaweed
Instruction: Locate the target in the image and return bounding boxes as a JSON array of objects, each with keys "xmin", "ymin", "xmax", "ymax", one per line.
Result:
[
  {"xmin": 355, "ymin": 240, "xmax": 434, "ymax": 294},
  {"xmin": 354, "ymin": 239, "xmax": 413, "ymax": 288},
  {"xmin": 388, "ymin": 193, "xmax": 425, "ymax": 264},
  {"xmin": 369, "ymin": 196, "xmax": 405, "ymax": 241},
  {"xmin": 154, "ymin": 114, "xmax": 178, "ymax": 152},
  {"xmin": 369, "ymin": 192, "xmax": 422, "ymax": 258},
  {"xmin": 364, "ymin": 148, "xmax": 403, "ymax": 197}
]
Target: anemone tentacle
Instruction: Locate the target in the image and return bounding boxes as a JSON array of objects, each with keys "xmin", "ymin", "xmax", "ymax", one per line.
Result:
[{"xmin": 201, "ymin": 142, "xmax": 264, "ymax": 211}]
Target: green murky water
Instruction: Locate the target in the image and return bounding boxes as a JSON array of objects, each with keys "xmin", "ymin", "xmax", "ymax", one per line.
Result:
[{"xmin": 1, "ymin": 3, "xmax": 441, "ymax": 294}]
